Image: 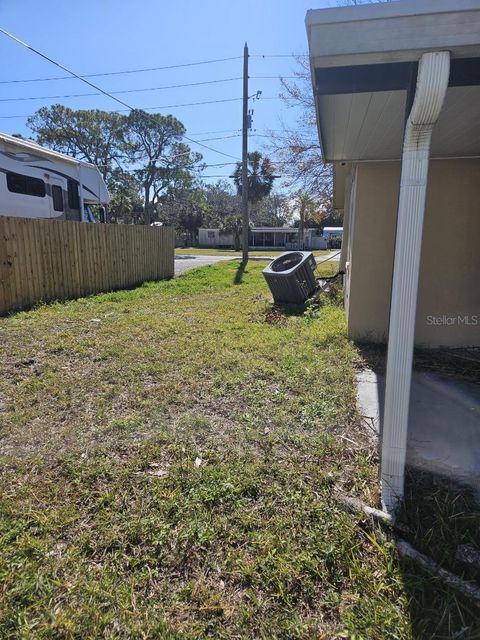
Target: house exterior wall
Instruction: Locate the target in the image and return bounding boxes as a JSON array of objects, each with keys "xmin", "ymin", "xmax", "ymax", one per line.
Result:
[{"xmin": 346, "ymin": 159, "xmax": 480, "ymax": 347}]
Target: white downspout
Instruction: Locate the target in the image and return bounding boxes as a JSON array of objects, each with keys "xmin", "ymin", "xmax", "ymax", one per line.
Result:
[{"xmin": 381, "ymin": 51, "xmax": 450, "ymax": 513}]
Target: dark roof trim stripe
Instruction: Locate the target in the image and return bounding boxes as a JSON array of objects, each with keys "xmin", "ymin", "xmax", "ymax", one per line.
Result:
[
  {"xmin": 451, "ymin": 57, "xmax": 480, "ymax": 86},
  {"xmin": 314, "ymin": 57, "xmax": 480, "ymax": 96},
  {"xmin": 27, "ymin": 165, "xmax": 100, "ymax": 199},
  {"xmin": 314, "ymin": 61, "xmax": 416, "ymax": 95}
]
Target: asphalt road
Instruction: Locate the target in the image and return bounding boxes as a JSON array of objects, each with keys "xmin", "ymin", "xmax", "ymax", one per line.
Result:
[
  {"xmin": 174, "ymin": 254, "xmax": 236, "ymax": 275},
  {"xmin": 174, "ymin": 251, "xmax": 341, "ymax": 276}
]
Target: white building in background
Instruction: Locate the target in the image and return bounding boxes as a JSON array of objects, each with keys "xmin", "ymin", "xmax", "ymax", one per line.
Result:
[
  {"xmin": 198, "ymin": 228, "xmax": 234, "ymax": 248},
  {"xmin": 322, "ymin": 227, "xmax": 343, "ymax": 238},
  {"xmin": 198, "ymin": 226, "xmax": 329, "ymax": 250}
]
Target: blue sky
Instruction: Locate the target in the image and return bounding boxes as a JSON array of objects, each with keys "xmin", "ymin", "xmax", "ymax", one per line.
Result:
[{"xmin": 0, "ymin": 0, "xmax": 334, "ymax": 185}]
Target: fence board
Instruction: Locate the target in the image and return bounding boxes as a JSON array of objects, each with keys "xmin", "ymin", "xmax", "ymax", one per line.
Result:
[
  {"xmin": 0, "ymin": 218, "xmax": 9, "ymax": 309},
  {"xmin": 5, "ymin": 218, "xmax": 22, "ymax": 310},
  {"xmin": 0, "ymin": 217, "xmax": 174, "ymax": 315},
  {"xmin": 52, "ymin": 220, "xmax": 65, "ymax": 302},
  {"xmin": 28, "ymin": 220, "xmax": 42, "ymax": 302}
]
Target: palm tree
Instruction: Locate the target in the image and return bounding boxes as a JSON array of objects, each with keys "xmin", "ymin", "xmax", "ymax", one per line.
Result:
[
  {"xmin": 232, "ymin": 151, "xmax": 276, "ymax": 204},
  {"xmin": 232, "ymin": 151, "xmax": 276, "ymax": 260}
]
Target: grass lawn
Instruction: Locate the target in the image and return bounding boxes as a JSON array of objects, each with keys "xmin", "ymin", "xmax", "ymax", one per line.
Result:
[
  {"xmin": 175, "ymin": 247, "xmax": 333, "ymax": 258},
  {"xmin": 0, "ymin": 261, "xmax": 479, "ymax": 639}
]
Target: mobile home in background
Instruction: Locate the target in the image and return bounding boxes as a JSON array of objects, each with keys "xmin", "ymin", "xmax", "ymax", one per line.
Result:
[
  {"xmin": 197, "ymin": 226, "xmax": 336, "ymax": 250},
  {"xmin": 0, "ymin": 133, "xmax": 109, "ymax": 222}
]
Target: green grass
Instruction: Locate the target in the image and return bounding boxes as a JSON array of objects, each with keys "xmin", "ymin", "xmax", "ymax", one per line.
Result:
[
  {"xmin": 175, "ymin": 247, "xmax": 332, "ymax": 257},
  {"xmin": 0, "ymin": 261, "xmax": 478, "ymax": 639}
]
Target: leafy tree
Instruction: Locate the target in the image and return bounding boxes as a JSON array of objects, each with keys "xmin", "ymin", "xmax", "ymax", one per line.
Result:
[
  {"xmin": 27, "ymin": 105, "xmax": 128, "ymax": 180},
  {"xmin": 125, "ymin": 110, "xmax": 203, "ymax": 225},
  {"xmin": 250, "ymin": 193, "xmax": 292, "ymax": 227},
  {"xmin": 157, "ymin": 187, "xmax": 208, "ymax": 245},
  {"xmin": 203, "ymin": 180, "xmax": 239, "ymax": 228},
  {"xmin": 176, "ymin": 191, "xmax": 208, "ymax": 246},
  {"xmin": 318, "ymin": 199, "xmax": 344, "ymax": 229},
  {"xmin": 107, "ymin": 168, "xmax": 143, "ymax": 225},
  {"xmin": 27, "ymin": 105, "xmax": 204, "ymax": 227}
]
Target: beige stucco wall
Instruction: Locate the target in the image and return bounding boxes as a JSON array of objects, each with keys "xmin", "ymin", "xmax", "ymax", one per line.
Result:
[{"xmin": 346, "ymin": 159, "xmax": 480, "ymax": 347}]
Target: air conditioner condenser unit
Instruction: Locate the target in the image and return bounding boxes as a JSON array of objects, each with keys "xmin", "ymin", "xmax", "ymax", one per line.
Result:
[{"xmin": 262, "ymin": 251, "xmax": 317, "ymax": 304}]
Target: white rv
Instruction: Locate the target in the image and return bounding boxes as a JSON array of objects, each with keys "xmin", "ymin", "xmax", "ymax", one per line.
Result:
[{"xmin": 0, "ymin": 132, "xmax": 109, "ymax": 222}]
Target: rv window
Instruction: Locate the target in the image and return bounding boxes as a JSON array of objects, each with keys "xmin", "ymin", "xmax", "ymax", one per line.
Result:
[
  {"xmin": 67, "ymin": 179, "xmax": 80, "ymax": 209},
  {"xmin": 52, "ymin": 185, "xmax": 64, "ymax": 212},
  {"xmin": 27, "ymin": 177, "xmax": 46, "ymax": 197},
  {"xmin": 6, "ymin": 172, "xmax": 46, "ymax": 198}
]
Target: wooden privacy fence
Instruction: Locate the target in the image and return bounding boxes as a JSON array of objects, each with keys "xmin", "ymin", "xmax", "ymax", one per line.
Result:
[{"xmin": 0, "ymin": 216, "xmax": 175, "ymax": 315}]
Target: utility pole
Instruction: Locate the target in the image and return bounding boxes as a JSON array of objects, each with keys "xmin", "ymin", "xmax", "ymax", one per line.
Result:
[{"xmin": 241, "ymin": 42, "xmax": 249, "ymax": 263}]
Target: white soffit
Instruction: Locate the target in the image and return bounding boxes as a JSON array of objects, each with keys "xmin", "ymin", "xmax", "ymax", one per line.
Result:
[
  {"xmin": 319, "ymin": 85, "xmax": 480, "ymax": 162},
  {"xmin": 431, "ymin": 85, "xmax": 480, "ymax": 157},
  {"xmin": 320, "ymin": 91, "xmax": 406, "ymax": 162}
]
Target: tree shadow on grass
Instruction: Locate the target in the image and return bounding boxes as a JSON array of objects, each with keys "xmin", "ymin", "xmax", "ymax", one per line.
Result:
[{"xmin": 234, "ymin": 260, "xmax": 248, "ymax": 285}]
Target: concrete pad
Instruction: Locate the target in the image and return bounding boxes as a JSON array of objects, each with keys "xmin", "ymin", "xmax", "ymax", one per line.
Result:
[{"xmin": 357, "ymin": 369, "xmax": 480, "ymax": 496}]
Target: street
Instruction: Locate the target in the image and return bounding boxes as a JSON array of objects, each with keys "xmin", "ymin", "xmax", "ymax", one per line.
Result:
[{"xmin": 174, "ymin": 251, "xmax": 341, "ymax": 276}]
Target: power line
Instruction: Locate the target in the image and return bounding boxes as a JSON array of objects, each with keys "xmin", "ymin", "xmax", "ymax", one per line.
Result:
[
  {"xmin": 0, "ymin": 76, "xmax": 296, "ymax": 103},
  {"xmin": 0, "ymin": 54, "xmax": 305, "ymax": 85},
  {"xmin": 0, "ymin": 77, "xmax": 243, "ymax": 103},
  {"xmin": 0, "ymin": 97, "xmax": 292, "ymax": 121},
  {"xmin": 130, "ymin": 96, "xmax": 248, "ymax": 110},
  {"xmin": 0, "ymin": 27, "xmax": 241, "ymax": 161},
  {"xmin": 197, "ymin": 134, "xmax": 241, "ymax": 142},
  {"xmin": 200, "ymin": 162, "xmax": 237, "ymax": 167},
  {"xmin": 0, "ymin": 56, "xmax": 243, "ymax": 84},
  {"xmin": 0, "ymin": 97, "xmax": 245, "ymax": 119},
  {"xmin": 251, "ymin": 54, "xmax": 308, "ymax": 58},
  {"xmin": 192, "ymin": 127, "xmax": 306, "ymax": 136},
  {"xmin": 200, "ymin": 173, "xmax": 286, "ymax": 179},
  {"xmin": 188, "ymin": 128, "xmax": 240, "ymax": 135}
]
